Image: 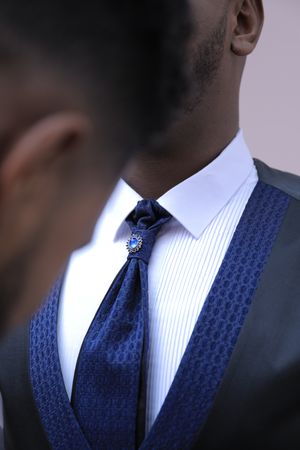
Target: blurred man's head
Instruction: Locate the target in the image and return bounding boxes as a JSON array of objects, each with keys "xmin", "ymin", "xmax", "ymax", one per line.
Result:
[{"xmin": 0, "ymin": 1, "xmax": 191, "ymax": 332}]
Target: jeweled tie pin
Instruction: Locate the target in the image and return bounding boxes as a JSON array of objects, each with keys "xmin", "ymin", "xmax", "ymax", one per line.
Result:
[{"xmin": 126, "ymin": 233, "xmax": 143, "ymax": 253}]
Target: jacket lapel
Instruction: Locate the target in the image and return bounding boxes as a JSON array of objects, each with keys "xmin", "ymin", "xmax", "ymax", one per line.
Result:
[
  {"xmin": 197, "ymin": 195, "xmax": 300, "ymax": 450},
  {"xmin": 30, "ymin": 280, "xmax": 91, "ymax": 450}
]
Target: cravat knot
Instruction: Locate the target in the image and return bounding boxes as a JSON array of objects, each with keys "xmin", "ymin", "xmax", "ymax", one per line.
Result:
[{"xmin": 126, "ymin": 199, "xmax": 171, "ymax": 264}]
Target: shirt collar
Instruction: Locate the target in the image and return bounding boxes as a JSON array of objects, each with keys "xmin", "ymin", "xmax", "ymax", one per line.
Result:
[{"xmin": 96, "ymin": 130, "xmax": 256, "ymax": 242}]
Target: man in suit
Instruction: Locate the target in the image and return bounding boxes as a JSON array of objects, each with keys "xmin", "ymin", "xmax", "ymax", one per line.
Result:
[
  {"xmin": 0, "ymin": 0, "xmax": 188, "ymax": 336},
  {"xmin": 1, "ymin": 0, "xmax": 300, "ymax": 449}
]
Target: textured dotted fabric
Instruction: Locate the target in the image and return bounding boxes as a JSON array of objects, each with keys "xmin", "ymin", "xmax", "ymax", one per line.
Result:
[
  {"xmin": 71, "ymin": 200, "xmax": 171, "ymax": 449},
  {"xmin": 30, "ymin": 280, "xmax": 91, "ymax": 450},
  {"xmin": 30, "ymin": 183, "xmax": 289, "ymax": 450}
]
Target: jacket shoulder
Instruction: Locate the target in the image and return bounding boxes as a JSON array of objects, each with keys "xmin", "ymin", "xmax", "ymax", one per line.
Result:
[{"xmin": 255, "ymin": 159, "xmax": 300, "ymax": 200}]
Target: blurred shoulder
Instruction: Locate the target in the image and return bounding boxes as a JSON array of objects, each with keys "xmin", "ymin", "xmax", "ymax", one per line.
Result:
[{"xmin": 255, "ymin": 159, "xmax": 300, "ymax": 200}]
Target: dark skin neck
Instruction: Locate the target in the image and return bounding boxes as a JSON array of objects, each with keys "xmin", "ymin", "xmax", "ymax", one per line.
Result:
[
  {"xmin": 124, "ymin": 80, "xmax": 240, "ymax": 199},
  {"xmin": 122, "ymin": 0, "xmax": 259, "ymax": 200}
]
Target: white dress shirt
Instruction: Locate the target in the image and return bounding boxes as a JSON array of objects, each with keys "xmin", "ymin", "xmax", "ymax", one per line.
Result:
[{"xmin": 0, "ymin": 130, "xmax": 258, "ymax": 433}]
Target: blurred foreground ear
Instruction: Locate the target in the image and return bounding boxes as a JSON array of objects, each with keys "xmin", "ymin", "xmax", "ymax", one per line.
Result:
[
  {"xmin": 0, "ymin": 111, "xmax": 91, "ymax": 193},
  {"xmin": 231, "ymin": 0, "xmax": 264, "ymax": 56}
]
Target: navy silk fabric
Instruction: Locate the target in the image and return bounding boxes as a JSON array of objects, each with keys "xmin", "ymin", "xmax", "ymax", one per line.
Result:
[
  {"xmin": 72, "ymin": 200, "xmax": 171, "ymax": 449},
  {"xmin": 29, "ymin": 182, "xmax": 289, "ymax": 450}
]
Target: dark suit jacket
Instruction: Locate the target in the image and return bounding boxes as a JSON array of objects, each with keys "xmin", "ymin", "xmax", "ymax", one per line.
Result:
[{"xmin": 1, "ymin": 160, "xmax": 300, "ymax": 450}]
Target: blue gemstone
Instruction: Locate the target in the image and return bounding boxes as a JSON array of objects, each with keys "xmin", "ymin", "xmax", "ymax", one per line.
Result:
[{"xmin": 129, "ymin": 237, "xmax": 139, "ymax": 249}]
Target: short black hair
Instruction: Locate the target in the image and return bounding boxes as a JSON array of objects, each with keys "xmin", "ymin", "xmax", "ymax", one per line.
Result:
[{"xmin": 0, "ymin": 1, "xmax": 190, "ymax": 149}]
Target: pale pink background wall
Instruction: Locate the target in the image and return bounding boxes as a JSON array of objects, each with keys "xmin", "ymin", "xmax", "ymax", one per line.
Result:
[{"xmin": 240, "ymin": 0, "xmax": 300, "ymax": 174}]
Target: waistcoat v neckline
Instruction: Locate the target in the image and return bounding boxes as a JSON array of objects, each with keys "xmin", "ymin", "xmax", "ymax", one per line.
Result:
[{"xmin": 30, "ymin": 181, "xmax": 290, "ymax": 450}]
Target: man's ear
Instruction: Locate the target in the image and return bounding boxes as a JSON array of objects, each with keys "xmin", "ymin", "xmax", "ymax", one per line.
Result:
[
  {"xmin": 0, "ymin": 111, "xmax": 91, "ymax": 195},
  {"xmin": 231, "ymin": 0, "xmax": 264, "ymax": 56}
]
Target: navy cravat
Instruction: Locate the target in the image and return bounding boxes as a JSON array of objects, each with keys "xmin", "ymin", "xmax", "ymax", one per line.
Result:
[{"xmin": 72, "ymin": 199, "xmax": 171, "ymax": 450}]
